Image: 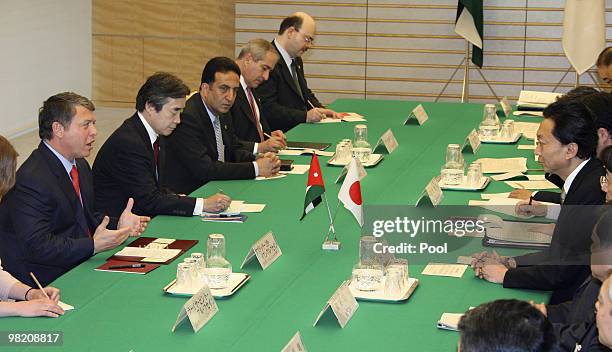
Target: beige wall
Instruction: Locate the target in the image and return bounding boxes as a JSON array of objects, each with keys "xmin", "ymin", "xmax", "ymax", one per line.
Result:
[
  {"xmin": 92, "ymin": 0, "xmax": 235, "ymax": 108},
  {"xmin": 236, "ymin": 0, "xmax": 612, "ymax": 104},
  {"xmin": 0, "ymin": 0, "xmax": 91, "ymax": 137}
]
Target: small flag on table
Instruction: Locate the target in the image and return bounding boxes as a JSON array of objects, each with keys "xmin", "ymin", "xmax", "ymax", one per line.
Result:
[
  {"xmin": 338, "ymin": 157, "xmax": 363, "ymax": 227},
  {"xmin": 300, "ymin": 154, "xmax": 325, "ymax": 220}
]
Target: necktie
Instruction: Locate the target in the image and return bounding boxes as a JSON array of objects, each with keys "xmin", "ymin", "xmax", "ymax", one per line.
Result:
[
  {"xmin": 153, "ymin": 138, "xmax": 160, "ymax": 167},
  {"xmin": 213, "ymin": 117, "xmax": 225, "ymax": 162},
  {"xmin": 560, "ymin": 189, "xmax": 566, "ymax": 204},
  {"xmin": 290, "ymin": 58, "xmax": 304, "ymax": 100},
  {"xmin": 246, "ymin": 87, "xmax": 265, "ymax": 142},
  {"xmin": 70, "ymin": 165, "xmax": 82, "ymax": 202},
  {"xmin": 70, "ymin": 165, "xmax": 92, "ymax": 237}
]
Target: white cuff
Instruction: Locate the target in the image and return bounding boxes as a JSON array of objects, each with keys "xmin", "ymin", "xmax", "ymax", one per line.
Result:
[
  {"xmin": 193, "ymin": 198, "xmax": 204, "ymax": 216},
  {"xmin": 545, "ymin": 204, "xmax": 560, "ymax": 220},
  {"xmin": 253, "ymin": 142, "xmax": 258, "ymax": 154},
  {"xmin": 253, "ymin": 161, "xmax": 259, "ymax": 177}
]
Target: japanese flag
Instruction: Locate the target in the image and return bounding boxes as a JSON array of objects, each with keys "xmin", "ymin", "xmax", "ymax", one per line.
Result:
[{"xmin": 338, "ymin": 157, "xmax": 363, "ymax": 227}]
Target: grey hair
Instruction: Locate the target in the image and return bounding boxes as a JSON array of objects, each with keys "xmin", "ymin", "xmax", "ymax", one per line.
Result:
[{"xmin": 237, "ymin": 39, "xmax": 278, "ymax": 62}]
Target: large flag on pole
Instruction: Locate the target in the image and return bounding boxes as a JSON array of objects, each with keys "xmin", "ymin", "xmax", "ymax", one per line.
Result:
[
  {"xmin": 562, "ymin": 0, "xmax": 605, "ymax": 75},
  {"xmin": 455, "ymin": 0, "xmax": 484, "ymax": 68},
  {"xmin": 300, "ymin": 154, "xmax": 325, "ymax": 220},
  {"xmin": 338, "ymin": 158, "xmax": 363, "ymax": 227}
]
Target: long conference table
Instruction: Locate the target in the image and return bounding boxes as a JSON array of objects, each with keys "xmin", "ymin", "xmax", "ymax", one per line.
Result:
[{"xmin": 2, "ymin": 99, "xmax": 550, "ymax": 351}]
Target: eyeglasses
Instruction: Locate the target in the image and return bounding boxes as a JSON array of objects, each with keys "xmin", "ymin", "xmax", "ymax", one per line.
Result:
[
  {"xmin": 295, "ymin": 28, "xmax": 315, "ymax": 44},
  {"xmin": 601, "ymin": 175, "xmax": 608, "ymax": 187}
]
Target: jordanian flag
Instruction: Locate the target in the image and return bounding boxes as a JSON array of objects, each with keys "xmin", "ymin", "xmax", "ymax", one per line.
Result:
[
  {"xmin": 300, "ymin": 154, "xmax": 325, "ymax": 220},
  {"xmin": 455, "ymin": 0, "xmax": 484, "ymax": 68}
]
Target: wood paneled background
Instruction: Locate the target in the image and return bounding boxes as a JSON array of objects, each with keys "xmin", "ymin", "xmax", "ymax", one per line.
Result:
[
  {"xmin": 92, "ymin": 0, "xmax": 235, "ymax": 107},
  {"xmin": 93, "ymin": 0, "xmax": 612, "ymax": 107},
  {"xmin": 236, "ymin": 0, "xmax": 612, "ymax": 104}
]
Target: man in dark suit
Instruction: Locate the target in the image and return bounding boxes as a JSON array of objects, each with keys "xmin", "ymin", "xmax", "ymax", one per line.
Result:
[
  {"xmin": 0, "ymin": 93, "xmax": 149, "ymax": 286},
  {"xmin": 474, "ymin": 99, "xmax": 605, "ymax": 304},
  {"xmin": 232, "ymin": 39, "xmax": 286, "ymax": 152},
  {"xmin": 93, "ymin": 73, "xmax": 230, "ymax": 218},
  {"xmin": 256, "ymin": 12, "xmax": 339, "ymax": 132},
  {"xmin": 511, "ymin": 90, "xmax": 612, "ymax": 203},
  {"xmin": 164, "ymin": 57, "xmax": 281, "ymax": 195}
]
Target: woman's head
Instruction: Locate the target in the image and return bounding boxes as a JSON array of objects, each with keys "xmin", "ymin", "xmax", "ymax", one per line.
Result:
[{"xmin": 0, "ymin": 136, "xmax": 18, "ymax": 198}]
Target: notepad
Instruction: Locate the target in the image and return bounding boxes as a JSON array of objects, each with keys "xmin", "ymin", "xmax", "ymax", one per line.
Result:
[
  {"xmin": 280, "ymin": 164, "xmax": 309, "ymax": 175},
  {"xmin": 114, "ymin": 247, "xmax": 181, "ymax": 262},
  {"xmin": 475, "ymin": 157, "xmax": 527, "ymax": 174},
  {"xmin": 505, "ymin": 180, "xmax": 557, "ymax": 190},
  {"xmin": 421, "ymin": 263, "xmax": 467, "ymax": 278}
]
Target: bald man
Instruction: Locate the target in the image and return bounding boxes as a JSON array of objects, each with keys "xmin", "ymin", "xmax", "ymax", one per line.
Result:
[{"xmin": 256, "ymin": 12, "xmax": 338, "ymax": 132}]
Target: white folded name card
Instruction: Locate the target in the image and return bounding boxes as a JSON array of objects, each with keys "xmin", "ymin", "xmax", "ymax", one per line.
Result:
[
  {"xmin": 461, "ymin": 129, "xmax": 481, "ymax": 154},
  {"xmin": 373, "ymin": 129, "xmax": 399, "ymax": 154},
  {"xmin": 416, "ymin": 176, "xmax": 443, "ymax": 207},
  {"xmin": 335, "ymin": 158, "xmax": 367, "ymax": 184},
  {"xmin": 240, "ymin": 231, "xmax": 282, "ymax": 270},
  {"xmin": 281, "ymin": 331, "xmax": 307, "ymax": 352},
  {"xmin": 313, "ymin": 281, "xmax": 359, "ymax": 328},
  {"xmin": 500, "ymin": 96, "xmax": 512, "ymax": 117},
  {"xmin": 404, "ymin": 104, "xmax": 429, "ymax": 125},
  {"xmin": 172, "ymin": 285, "xmax": 218, "ymax": 333}
]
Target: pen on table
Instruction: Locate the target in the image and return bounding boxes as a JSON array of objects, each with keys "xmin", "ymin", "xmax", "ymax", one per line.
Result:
[
  {"xmin": 218, "ymin": 188, "xmax": 225, "ymax": 195},
  {"xmin": 29, "ymin": 272, "xmax": 50, "ymax": 299},
  {"xmin": 264, "ymin": 132, "xmax": 272, "ymax": 139},
  {"xmin": 108, "ymin": 264, "xmax": 146, "ymax": 269}
]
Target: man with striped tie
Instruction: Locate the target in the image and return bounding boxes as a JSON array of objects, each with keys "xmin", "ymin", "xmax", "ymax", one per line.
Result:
[{"xmin": 164, "ymin": 57, "xmax": 281, "ymax": 195}]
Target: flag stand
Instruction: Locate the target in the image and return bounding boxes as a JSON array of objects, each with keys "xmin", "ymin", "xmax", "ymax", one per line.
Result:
[
  {"xmin": 322, "ymin": 194, "xmax": 341, "ymax": 251},
  {"xmin": 551, "ymin": 67, "xmax": 602, "ymax": 92},
  {"xmin": 435, "ymin": 40, "xmax": 500, "ymax": 103}
]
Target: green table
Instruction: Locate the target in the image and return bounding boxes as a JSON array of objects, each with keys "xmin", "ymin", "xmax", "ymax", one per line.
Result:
[{"xmin": 1, "ymin": 99, "xmax": 550, "ymax": 351}]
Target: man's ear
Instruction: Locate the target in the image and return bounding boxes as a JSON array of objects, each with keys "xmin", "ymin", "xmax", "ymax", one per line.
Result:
[
  {"xmin": 51, "ymin": 121, "xmax": 65, "ymax": 138},
  {"xmin": 144, "ymin": 101, "xmax": 157, "ymax": 115},
  {"xmin": 565, "ymin": 142, "xmax": 579, "ymax": 159}
]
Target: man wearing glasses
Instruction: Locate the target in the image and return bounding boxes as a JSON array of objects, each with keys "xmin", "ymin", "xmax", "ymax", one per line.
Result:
[{"xmin": 257, "ymin": 12, "xmax": 339, "ymax": 132}]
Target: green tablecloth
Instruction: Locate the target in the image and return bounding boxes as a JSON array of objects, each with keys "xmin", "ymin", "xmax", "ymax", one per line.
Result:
[{"xmin": 1, "ymin": 99, "xmax": 550, "ymax": 351}]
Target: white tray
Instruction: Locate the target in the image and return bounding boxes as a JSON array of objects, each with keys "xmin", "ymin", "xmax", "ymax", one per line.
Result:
[
  {"xmin": 439, "ymin": 176, "xmax": 490, "ymax": 191},
  {"xmin": 479, "ymin": 133, "xmax": 522, "ymax": 144},
  {"xmin": 328, "ymin": 154, "xmax": 384, "ymax": 167},
  {"xmin": 348, "ymin": 277, "xmax": 419, "ymax": 302},
  {"xmin": 163, "ymin": 273, "xmax": 250, "ymax": 298}
]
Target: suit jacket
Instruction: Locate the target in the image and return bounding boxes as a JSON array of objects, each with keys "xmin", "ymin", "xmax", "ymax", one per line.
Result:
[
  {"xmin": 93, "ymin": 113, "xmax": 196, "ymax": 218},
  {"xmin": 256, "ymin": 40, "xmax": 322, "ymax": 132},
  {"xmin": 533, "ymin": 173, "xmax": 565, "ymax": 204},
  {"xmin": 164, "ymin": 93, "xmax": 256, "ymax": 195},
  {"xmin": 548, "ymin": 278, "xmax": 601, "ymax": 351},
  {"xmin": 503, "ymin": 158, "xmax": 605, "ymax": 304},
  {"xmin": 0, "ymin": 142, "xmax": 103, "ymax": 286},
  {"xmin": 230, "ymin": 85, "xmax": 271, "ymax": 144}
]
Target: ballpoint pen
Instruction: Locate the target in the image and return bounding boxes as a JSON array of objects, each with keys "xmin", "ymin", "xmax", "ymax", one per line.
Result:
[{"xmin": 108, "ymin": 264, "xmax": 146, "ymax": 269}]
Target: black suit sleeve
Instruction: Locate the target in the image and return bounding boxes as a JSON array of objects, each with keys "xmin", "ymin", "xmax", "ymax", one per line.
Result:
[
  {"xmin": 257, "ymin": 68, "xmax": 307, "ymax": 132},
  {"xmin": 168, "ymin": 111, "xmax": 255, "ymax": 182},
  {"xmin": 533, "ymin": 191, "xmax": 562, "ymax": 204},
  {"xmin": 114, "ymin": 139, "xmax": 196, "ymax": 216},
  {"xmin": 8, "ymin": 175, "xmax": 93, "ymax": 268}
]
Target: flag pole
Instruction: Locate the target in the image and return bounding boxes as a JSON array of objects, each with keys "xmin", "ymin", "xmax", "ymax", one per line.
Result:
[
  {"xmin": 322, "ymin": 193, "xmax": 341, "ymax": 250},
  {"xmin": 575, "ymin": 71, "xmax": 580, "ymax": 88},
  {"xmin": 461, "ymin": 40, "xmax": 470, "ymax": 103}
]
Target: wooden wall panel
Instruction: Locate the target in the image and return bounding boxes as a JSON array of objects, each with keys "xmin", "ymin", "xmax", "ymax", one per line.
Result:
[
  {"xmin": 93, "ymin": 0, "xmax": 235, "ymax": 107},
  {"xmin": 236, "ymin": 0, "xmax": 612, "ymax": 104}
]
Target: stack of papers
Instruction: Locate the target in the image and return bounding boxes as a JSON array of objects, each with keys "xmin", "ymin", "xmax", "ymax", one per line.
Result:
[
  {"xmin": 513, "ymin": 122, "xmax": 540, "ymax": 140},
  {"xmin": 517, "ymin": 90, "xmax": 562, "ymax": 110},
  {"xmin": 481, "ymin": 214, "xmax": 552, "ymax": 249},
  {"xmin": 475, "ymin": 157, "xmax": 527, "ymax": 174},
  {"xmin": 113, "ymin": 247, "xmax": 182, "ymax": 263}
]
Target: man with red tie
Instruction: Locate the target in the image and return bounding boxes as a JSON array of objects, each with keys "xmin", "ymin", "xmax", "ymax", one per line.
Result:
[
  {"xmin": 231, "ymin": 39, "xmax": 287, "ymax": 152},
  {"xmin": 93, "ymin": 72, "xmax": 230, "ymax": 218},
  {"xmin": 0, "ymin": 93, "xmax": 150, "ymax": 286}
]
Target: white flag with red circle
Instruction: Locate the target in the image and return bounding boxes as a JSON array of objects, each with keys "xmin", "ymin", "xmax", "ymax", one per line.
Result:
[{"xmin": 338, "ymin": 157, "xmax": 363, "ymax": 227}]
